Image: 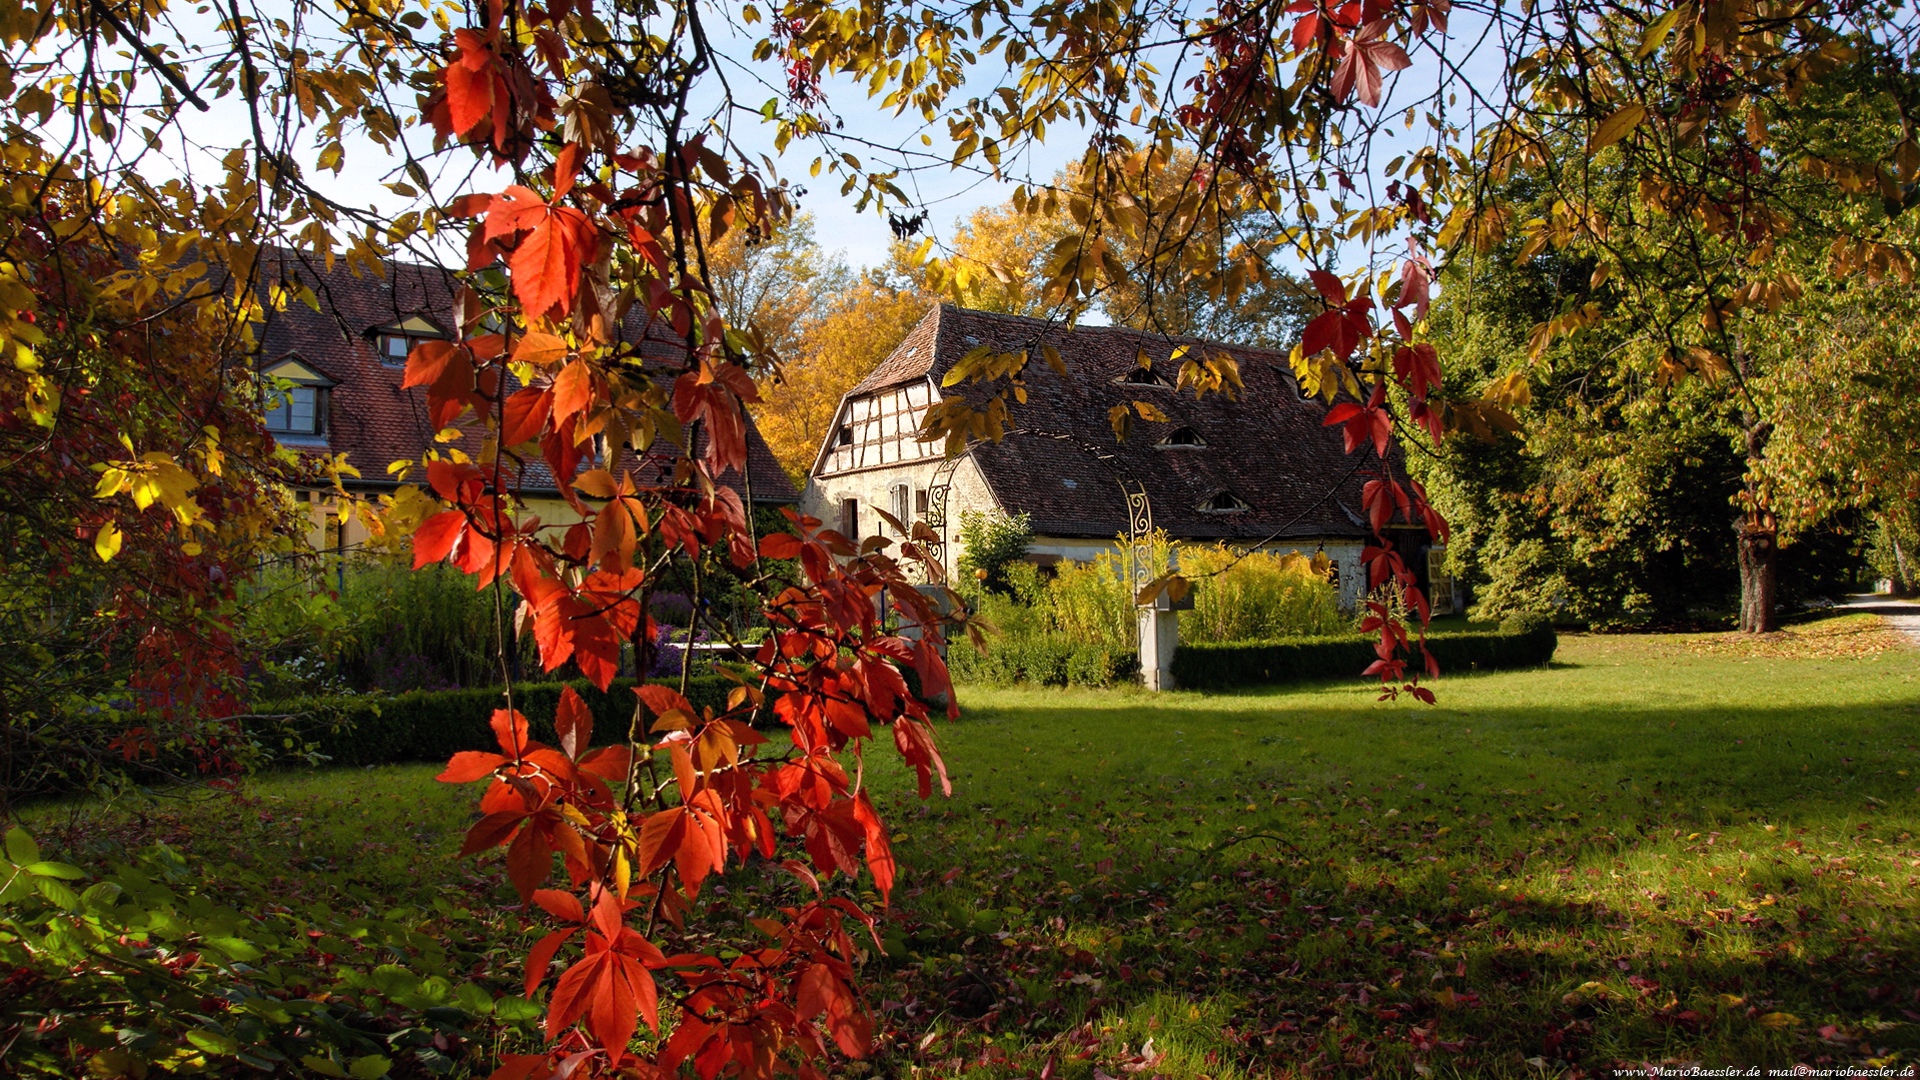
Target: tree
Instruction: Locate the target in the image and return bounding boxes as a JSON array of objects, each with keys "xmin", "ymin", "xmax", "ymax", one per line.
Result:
[
  {"xmin": 706, "ymin": 214, "xmax": 849, "ymax": 373},
  {"xmin": 750, "ymin": 245, "xmax": 932, "ymax": 478},
  {"xmin": 1435, "ymin": 14, "xmax": 1920, "ymax": 629}
]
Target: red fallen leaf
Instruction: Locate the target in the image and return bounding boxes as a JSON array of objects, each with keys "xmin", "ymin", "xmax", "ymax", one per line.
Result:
[{"xmin": 1332, "ymin": 20, "xmax": 1412, "ymax": 107}]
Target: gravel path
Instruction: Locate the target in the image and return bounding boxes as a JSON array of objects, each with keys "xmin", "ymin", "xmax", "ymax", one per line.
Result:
[{"xmin": 1838, "ymin": 593, "xmax": 1920, "ymax": 646}]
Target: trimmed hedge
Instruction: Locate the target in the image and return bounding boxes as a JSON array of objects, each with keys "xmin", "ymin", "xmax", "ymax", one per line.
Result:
[
  {"xmin": 258, "ymin": 675, "xmax": 767, "ymax": 768},
  {"xmin": 1169, "ymin": 619, "xmax": 1557, "ymax": 691}
]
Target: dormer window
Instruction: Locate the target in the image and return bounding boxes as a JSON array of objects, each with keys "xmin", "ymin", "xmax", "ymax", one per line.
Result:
[
  {"xmin": 1120, "ymin": 366, "xmax": 1172, "ymax": 387},
  {"xmin": 261, "ymin": 356, "xmax": 336, "ymax": 441},
  {"xmin": 1198, "ymin": 489, "xmax": 1250, "ymax": 513},
  {"xmin": 370, "ymin": 315, "xmax": 448, "ymax": 367},
  {"xmin": 1157, "ymin": 426, "xmax": 1206, "ymax": 449}
]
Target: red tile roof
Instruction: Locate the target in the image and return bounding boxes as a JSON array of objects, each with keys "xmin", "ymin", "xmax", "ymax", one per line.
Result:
[
  {"xmin": 255, "ymin": 250, "xmax": 797, "ymax": 504},
  {"xmin": 847, "ymin": 304, "xmax": 1397, "ymax": 542}
]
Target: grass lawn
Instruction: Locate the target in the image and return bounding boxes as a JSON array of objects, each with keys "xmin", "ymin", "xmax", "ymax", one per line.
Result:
[{"xmin": 30, "ymin": 615, "xmax": 1920, "ymax": 1078}]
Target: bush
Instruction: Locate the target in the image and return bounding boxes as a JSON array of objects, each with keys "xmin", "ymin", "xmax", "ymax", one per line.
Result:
[
  {"xmin": 956, "ymin": 510, "xmax": 1034, "ymax": 595},
  {"xmin": 256, "ymin": 675, "xmax": 774, "ymax": 768},
  {"xmin": 1170, "ymin": 622, "xmax": 1558, "ymax": 691},
  {"xmin": 1180, "ymin": 545, "xmax": 1344, "ymax": 642}
]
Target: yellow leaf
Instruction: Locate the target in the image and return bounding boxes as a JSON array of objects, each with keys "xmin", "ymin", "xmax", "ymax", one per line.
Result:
[
  {"xmin": 94, "ymin": 521, "xmax": 123, "ymax": 562},
  {"xmin": 1591, "ymin": 104, "xmax": 1647, "ymax": 152},
  {"xmin": 1757, "ymin": 1011, "xmax": 1801, "ymax": 1029},
  {"xmin": 1635, "ymin": 10, "xmax": 1680, "ymax": 59}
]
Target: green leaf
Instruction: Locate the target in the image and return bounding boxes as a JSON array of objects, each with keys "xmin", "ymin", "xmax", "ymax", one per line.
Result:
[
  {"xmin": 204, "ymin": 935, "xmax": 263, "ymax": 962},
  {"xmin": 186, "ymin": 1029, "xmax": 240, "ymax": 1056},
  {"xmin": 349, "ymin": 1054, "xmax": 393, "ymax": 1079},
  {"xmin": 301, "ymin": 1056, "xmax": 352, "ymax": 1079},
  {"xmin": 454, "ymin": 982, "xmax": 495, "ymax": 1016},
  {"xmin": 25, "ymin": 861, "xmax": 85, "ymax": 880},
  {"xmin": 493, "ymin": 995, "xmax": 543, "ymax": 1022},
  {"xmin": 35, "ymin": 877, "xmax": 78, "ymax": 909},
  {"xmin": 5, "ymin": 828, "xmax": 39, "ymax": 866}
]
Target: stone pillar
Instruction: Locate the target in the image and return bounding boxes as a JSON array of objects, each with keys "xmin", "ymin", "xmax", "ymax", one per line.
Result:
[{"xmin": 1137, "ymin": 595, "xmax": 1184, "ymax": 691}]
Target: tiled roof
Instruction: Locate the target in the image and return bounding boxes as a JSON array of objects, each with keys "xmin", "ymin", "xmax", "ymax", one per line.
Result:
[
  {"xmin": 852, "ymin": 303, "xmax": 1392, "ymax": 541},
  {"xmin": 253, "ymin": 250, "xmax": 797, "ymax": 504}
]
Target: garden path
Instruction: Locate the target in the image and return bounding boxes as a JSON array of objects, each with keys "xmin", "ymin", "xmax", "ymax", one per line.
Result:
[{"xmin": 1840, "ymin": 592, "xmax": 1920, "ymax": 646}]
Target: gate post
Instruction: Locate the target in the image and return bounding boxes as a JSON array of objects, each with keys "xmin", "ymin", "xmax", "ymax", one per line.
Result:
[{"xmin": 1137, "ymin": 589, "xmax": 1189, "ymax": 691}]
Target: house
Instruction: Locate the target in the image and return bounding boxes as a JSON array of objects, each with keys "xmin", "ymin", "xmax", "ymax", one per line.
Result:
[
  {"xmin": 252, "ymin": 251, "xmax": 797, "ymax": 554},
  {"xmin": 800, "ymin": 304, "xmax": 1448, "ymax": 610}
]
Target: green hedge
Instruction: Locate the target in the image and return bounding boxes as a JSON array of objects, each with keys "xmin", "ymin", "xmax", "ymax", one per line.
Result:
[
  {"xmin": 1169, "ymin": 619, "xmax": 1557, "ymax": 691},
  {"xmin": 257, "ymin": 676, "xmax": 768, "ymax": 768}
]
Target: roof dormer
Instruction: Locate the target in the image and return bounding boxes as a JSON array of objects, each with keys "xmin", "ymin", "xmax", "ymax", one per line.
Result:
[{"xmin": 1156, "ymin": 425, "xmax": 1207, "ymax": 449}]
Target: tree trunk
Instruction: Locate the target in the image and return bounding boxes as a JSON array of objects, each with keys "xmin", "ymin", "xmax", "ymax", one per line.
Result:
[
  {"xmin": 1737, "ymin": 512, "xmax": 1778, "ymax": 633},
  {"xmin": 1893, "ymin": 530, "xmax": 1913, "ymax": 596}
]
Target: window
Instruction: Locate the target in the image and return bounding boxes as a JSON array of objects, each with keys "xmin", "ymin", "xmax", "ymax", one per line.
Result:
[
  {"xmin": 265, "ymin": 385, "xmax": 325, "ymax": 436},
  {"xmin": 260, "ymin": 356, "xmax": 335, "ymax": 440},
  {"xmin": 377, "ymin": 333, "xmax": 413, "ymax": 365},
  {"xmin": 839, "ymin": 498, "xmax": 859, "ymax": 541},
  {"xmin": 1121, "ymin": 366, "xmax": 1171, "ymax": 387},
  {"xmin": 1198, "ymin": 489, "xmax": 1250, "ymax": 513},
  {"xmin": 371, "ymin": 316, "xmax": 448, "ymax": 367},
  {"xmin": 836, "ymin": 424, "xmax": 854, "ymax": 446},
  {"xmin": 889, "ymin": 484, "xmax": 911, "ymax": 533},
  {"xmin": 915, "ymin": 488, "xmax": 929, "ymax": 514},
  {"xmin": 1156, "ymin": 426, "xmax": 1206, "ymax": 448}
]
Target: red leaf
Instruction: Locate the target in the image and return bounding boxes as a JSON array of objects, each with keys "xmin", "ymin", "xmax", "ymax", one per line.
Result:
[
  {"xmin": 491, "ymin": 707, "xmax": 535, "ymax": 758},
  {"xmin": 534, "ymin": 888, "xmax": 586, "ymax": 924},
  {"xmin": 853, "ymin": 792, "xmax": 895, "ymax": 901},
  {"xmin": 461, "ymin": 810, "xmax": 525, "ymax": 856},
  {"xmin": 444, "ymin": 56, "xmax": 494, "ymax": 136},
  {"xmin": 634, "ymin": 684, "xmax": 695, "ymax": 722},
  {"xmin": 501, "ymin": 387, "xmax": 553, "ymax": 447},
  {"xmin": 511, "ymin": 205, "xmax": 595, "ymax": 320},
  {"xmin": 402, "ymin": 339, "xmax": 462, "ymax": 389},
  {"xmin": 523, "ymin": 926, "xmax": 577, "ymax": 998},
  {"xmin": 551, "ymin": 358, "xmax": 593, "ymax": 424},
  {"xmin": 412, "ymin": 511, "xmax": 467, "ymax": 569},
  {"xmin": 438, "ymin": 750, "xmax": 506, "ymax": 783},
  {"xmin": 506, "ymin": 821, "xmax": 556, "ymax": 901},
  {"xmin": 759, "ymin": 532, "xmax": 804, "ymax": 559},
  {"xmin": 555, "ymin": 686, "xmax": 592, "ymax": 759},
  {"xmin": 1307, "ymin": 269, "xmax": 1347, "ymax": 304}
]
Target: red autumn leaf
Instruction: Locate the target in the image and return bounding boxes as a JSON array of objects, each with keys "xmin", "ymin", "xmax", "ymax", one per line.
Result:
[
  {"xmin": 501, "ymin": 386, "xmax": 552, "ymax": 447},
  {"xmin": 443, "ymin": 34, "xmax": 496, "ymax": 137},
  {"xmin": 439, "ymin": 749, "xmax": 506, "ymax": 783},
  {"xmin": 1332, "ymin": 20, "xmax": 1412, "ymax": 107},
  {"xmin": 402, "ymin": 339, "xmax": 462, "ymax": 389},
  {"xmin": 1307, "ymin": 268, "xmax": 1347, "ymax": 304},
  {"xmin": 853, "ymin": 792, "xmax": 895, "ymax": 901},
  {"xmin": 554, "ymin": 686, "xmax": 593, "ymax": 759},
  {"xmin": 511, "ymin": 205, "xmax": 595, "ymax": 320},
  {"xmin": 551, "ymin": 358, "xmax": 594, "ymax": 423},
  {"xmin": 412, "ymin": 510, "xmax": 467, "ymax": 569}
]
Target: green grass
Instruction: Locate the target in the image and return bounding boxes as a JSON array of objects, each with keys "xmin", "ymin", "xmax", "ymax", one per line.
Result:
[{"xmin": 29, "ymin": 617, "xmax": 1920, "ymax": 1077}]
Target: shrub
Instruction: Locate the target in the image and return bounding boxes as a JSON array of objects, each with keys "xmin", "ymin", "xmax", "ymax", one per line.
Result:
[
  {"xmin": 956, "ymin": 510, "xmax": 1034, "ymax": 595},
  {"xmin": 1170, "ymin": 622, "xmax": 1558, "ymax": 691},
  {"xmin": 256, "ymin": 676, "xmax": 774, "ymax": 768},
  {"xmin": 1180, "ymin": 545, "xmax": 1344, "ymax": 642}
]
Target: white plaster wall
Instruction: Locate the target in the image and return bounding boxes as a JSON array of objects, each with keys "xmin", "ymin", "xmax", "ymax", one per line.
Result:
[{"xmin": 801, "ymin": 455, "xmax": 999, "ymax": 581}]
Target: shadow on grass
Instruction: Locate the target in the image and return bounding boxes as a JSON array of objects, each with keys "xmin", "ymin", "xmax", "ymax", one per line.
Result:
[{"xmin": 861, "ymin": 694, "xmax": 1920, "ymax": 1078}]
